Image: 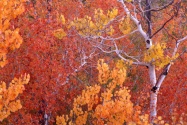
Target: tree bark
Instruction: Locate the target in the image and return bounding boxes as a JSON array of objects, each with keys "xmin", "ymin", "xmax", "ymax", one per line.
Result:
[
  {"xmin": 149, "ymin": 65, "xmax": 157, "ymax": 123},
  {"xmin": 145, "ymin": 0, "xmax": 152, "ymax": 37}
]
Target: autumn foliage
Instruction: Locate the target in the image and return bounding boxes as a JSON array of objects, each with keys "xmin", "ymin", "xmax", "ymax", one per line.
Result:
[
  {"xmin": 0, "ymin": 0, "xmax": 25, "ymax": 67},
  {"xmin": 56, "ymin": 59, "xmax": 151, "ymax": 125},
  {"xmin": 0, "ymin": 0, "xmax": 187, "ymax": 124},
  {"xmin": 0, "ymin": 0, "xmax": 30, "ymax": 122},
  {"xmin": 0, "ymin": 74, "xmax": 30, "ymax": 121}
]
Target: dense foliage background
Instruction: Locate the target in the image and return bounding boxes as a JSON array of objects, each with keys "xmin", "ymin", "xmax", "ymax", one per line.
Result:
[{"xmin": 0, "ymin": 0, "xmax": 187, "ymax": 124}]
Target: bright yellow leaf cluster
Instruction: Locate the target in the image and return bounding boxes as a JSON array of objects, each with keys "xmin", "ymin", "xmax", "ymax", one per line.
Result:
[
  {"xmin": 56, "ymin": 115, "xmax": 66, "ymax": 125},
  {"xmin": 0, "ymin": 74, "xmax": 30, "ymax": 121},
  {"xmin": 0, "ymin": 53, "xmax": 7, "ymax": 68},
  {"xmin": 54, "ymin": 14, "xmax": 67, "ymax": 39},
  {"xmin": 0, "ymin": 0, "xmax": 25, "ymax": 67},
  {"xmin": 97, "ymin": 59, "xmax": 127, "ymax": 87},
  {"xmin": 0, "ymin": 0, "xmax": 25, "ymax": 31},
  {"xmin": 57, "ymin": 14, "xmax": 66, "ymax": 25},
  {"xmin": 171, "ymin": 112, "xmax": 187, "ymax": 125},
  {"xmin": 56, "ymin": 59, "xmax": 151, "ymax": 125},
  {"xmin": 97, "ymin": 59, "xmax": 110, "ymax": 84},
  {"xmin": 54, "ymin": 8, "xmax": 118, "ymax": 39},
  {"xmin": 126, "ymin": 0, "xmax": 132, "ymax": 2},
  {"xmin": 53, "ymin": 29, "xmax": 67, "ymax": 40},
  {"xmin": 56, "ymin": 84, "xmax": 100, "ymax": 125},
  {"xmin": 93, "ymin": 87, "xmax": 133, "ymax": 125},
  {"xmin": 94, "ymin": 8, "xmax": 118, "ymax": 28},
  {"xmin": 119, "ymin": 16, "xmax": 131, "ymax": 35},
  {"xmin": 154, "ymin": 116, "xmax": 167, "ymax": 125},
  {"xmin": 144, "ymin": 43, "xmax": 178, "ymax": 69},
  {"xmin": 68, "ymin": 8, "xmax": 118, "ymax": 36}
]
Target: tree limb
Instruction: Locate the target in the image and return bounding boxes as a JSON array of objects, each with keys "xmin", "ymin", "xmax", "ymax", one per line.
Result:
[{"xmin": 152, "ymin": 35, "xmax": 187, "ymax": 92}]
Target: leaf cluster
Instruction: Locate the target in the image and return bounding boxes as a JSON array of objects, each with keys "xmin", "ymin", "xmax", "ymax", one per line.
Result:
[
  {"xmin": 0, "ymin": 74, "xmax": 30, "ymax": 121},
  {"xmin": 0, "ymin": 0, "xmax": 25, "ymax": 67},
  {"xmin": 56, "ymin": 59, "xmax": 150, "ymax": 125},
  {"xmin": 144, "ymin": 43, "xmax": 178, "ymax": 69}
]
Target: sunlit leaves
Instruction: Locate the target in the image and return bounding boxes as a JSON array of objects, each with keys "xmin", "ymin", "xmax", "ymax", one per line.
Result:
[
  {"xmin": 106, "ymin": 25, "xmax": 115, "ymax": 36},
  {"xmin": 126, "ymin": 0, "xmax": 132, "ymax": 2},
  {"xmin": 0, "ymin": 28, "xmax": 23, "ymax": 67},
  {"xmin": 107, "ymin": 8, "xmax": 118, "ymax": 20},
  {"xmin": 97, "ymin": 59, "xmax": 110, "ymax": 84},
  {"xmin": 54, "ymin": 8, "xmax": 118, "ymax": 38},
  {"xmin": 0, "ymin": 0, "xmax": 25, "ymax": 31},
  {"xmin": 0, "ymin": 53, "xmax": 7, "ymax": 68},
  {"xmin": 69, "ymin": 15, "xmax": 98, "ymax": 36},
  {"xmin": 0, "ymin": 0, "xmax": 25, "ymax": 67},
  {"xmin": 56, "ymin": 59, "xmax": 150, "ymax": 125},
  {"xmin": 4, "ymin": 29, "xmax": 23, "ymax": 50},
  {"xmin": 94, "ymin": 8, "xmax": 118, "ymax": 27},
  {"xmin": 0, "ymin": 0, "xmax": 25, "ymax": 30},
  {"xmin": 119, "ymin": 16, "xmax": 131, "ymax": 35},
  {"xmin": 59, "ymin": 15, "xmax": 66, "ymax": 25},
  {"xmin": 144, "ymin": 43, "xmax": 178, "ymax": 69},
  {"xmin": 53, "ymin": 29, "xmax": 67, "ymax": 39},
  {"xmin": 54, "ymin": 14, "xmax": 67, "ymax": 39},
  {"xmin": 0, "ymin": 74, "xmax": 30, "ymax": 121},
  {"xmin": 0, "ymin": 0, "xmax": 27, "ymax": 122},
  {"xmin": 56, "ymin": 115, "xmax": 67, "ymax": 125}
]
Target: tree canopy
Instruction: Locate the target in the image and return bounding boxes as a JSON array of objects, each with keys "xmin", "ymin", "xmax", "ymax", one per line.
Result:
[{"xmin": 0, "ymin": 0, "xmax": 187, "ymax": 124}]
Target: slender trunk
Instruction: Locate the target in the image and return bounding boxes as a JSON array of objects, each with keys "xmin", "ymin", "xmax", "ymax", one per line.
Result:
[
  {"xmin": 150, "ymin": 92, "xmax": 157, "ymax": 123},
  {"xmin": 146, "ymin": 0, "xmax": 152, "ymax": 37},
  {"xmin": 149, "ymin": 65, "xmax": 157, "ymax": 123},
  {"xmin": 145, "ymin": 0, "xmax": 158, "ymax": 123},
  {"xmin": 44, "ymin": 113, "xmax": 49, "ymax": 125}
]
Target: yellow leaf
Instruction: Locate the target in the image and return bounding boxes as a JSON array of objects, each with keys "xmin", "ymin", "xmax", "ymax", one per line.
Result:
[
  {"xmin": 119, "ymin": 17, "xmax": 131, "ymax": 34},
  {"xmin": 53, "ymin": 29, "xmax": 67, "ymax": 39},
  {"xmin": 0, "ymin": 53, "xmax": 8, "ymax": 68},
  {"xmin": 2, "ymin": 19, "xmax": 10, "ymax": 31},
  {"xmin": 59, "ymin": 15, "xmax": 66, "ymax": 24}
]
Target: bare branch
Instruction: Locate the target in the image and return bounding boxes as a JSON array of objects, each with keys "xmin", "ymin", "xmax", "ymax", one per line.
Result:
[
  {"xmin": 118, "ymin": 0, "xmax": 148, "ymax": 39},
  {"xmin": 152, "ymin": 35, "xmax": 187, "ymax": 92},
  {"xmin": 150, "ymin": 15, "xmax": 175, "ymax": 38},
  {"xmin": 173, "ymin": 35, "xmax": 187, "ymax": 56},
  {"xmin": 94, "ymin": 45, "xmax": 116, "ymax": 54},
  {"xmin": 123, "ymin": 52, "xmax": 141, "ymax": 62},
  {"xmin": 113, "ymin": 40, "xmax": 148, "ymax": 66},
  {"xmin": 144, "ymin": 0, "xmax": 174, "ymax": 12},
  {"xmin": 145, "ymin": 0, "xmax": 152, "ymax": 37},
  {"xmin": 97, "ymin": 29, "xmax": 138, "ymax": 41}
]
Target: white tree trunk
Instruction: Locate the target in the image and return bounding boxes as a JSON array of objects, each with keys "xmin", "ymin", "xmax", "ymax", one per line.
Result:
[
  {"xmin": 150, "ymin": 92, "xmax": 157, "ymax": 122},
  {"xmin": 149, "ymin": 65, "xmax": 157, "ymax": 123},
  {"xmin": 117, "ymin": 0, "xmax": 187, "ymax": 124}
]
